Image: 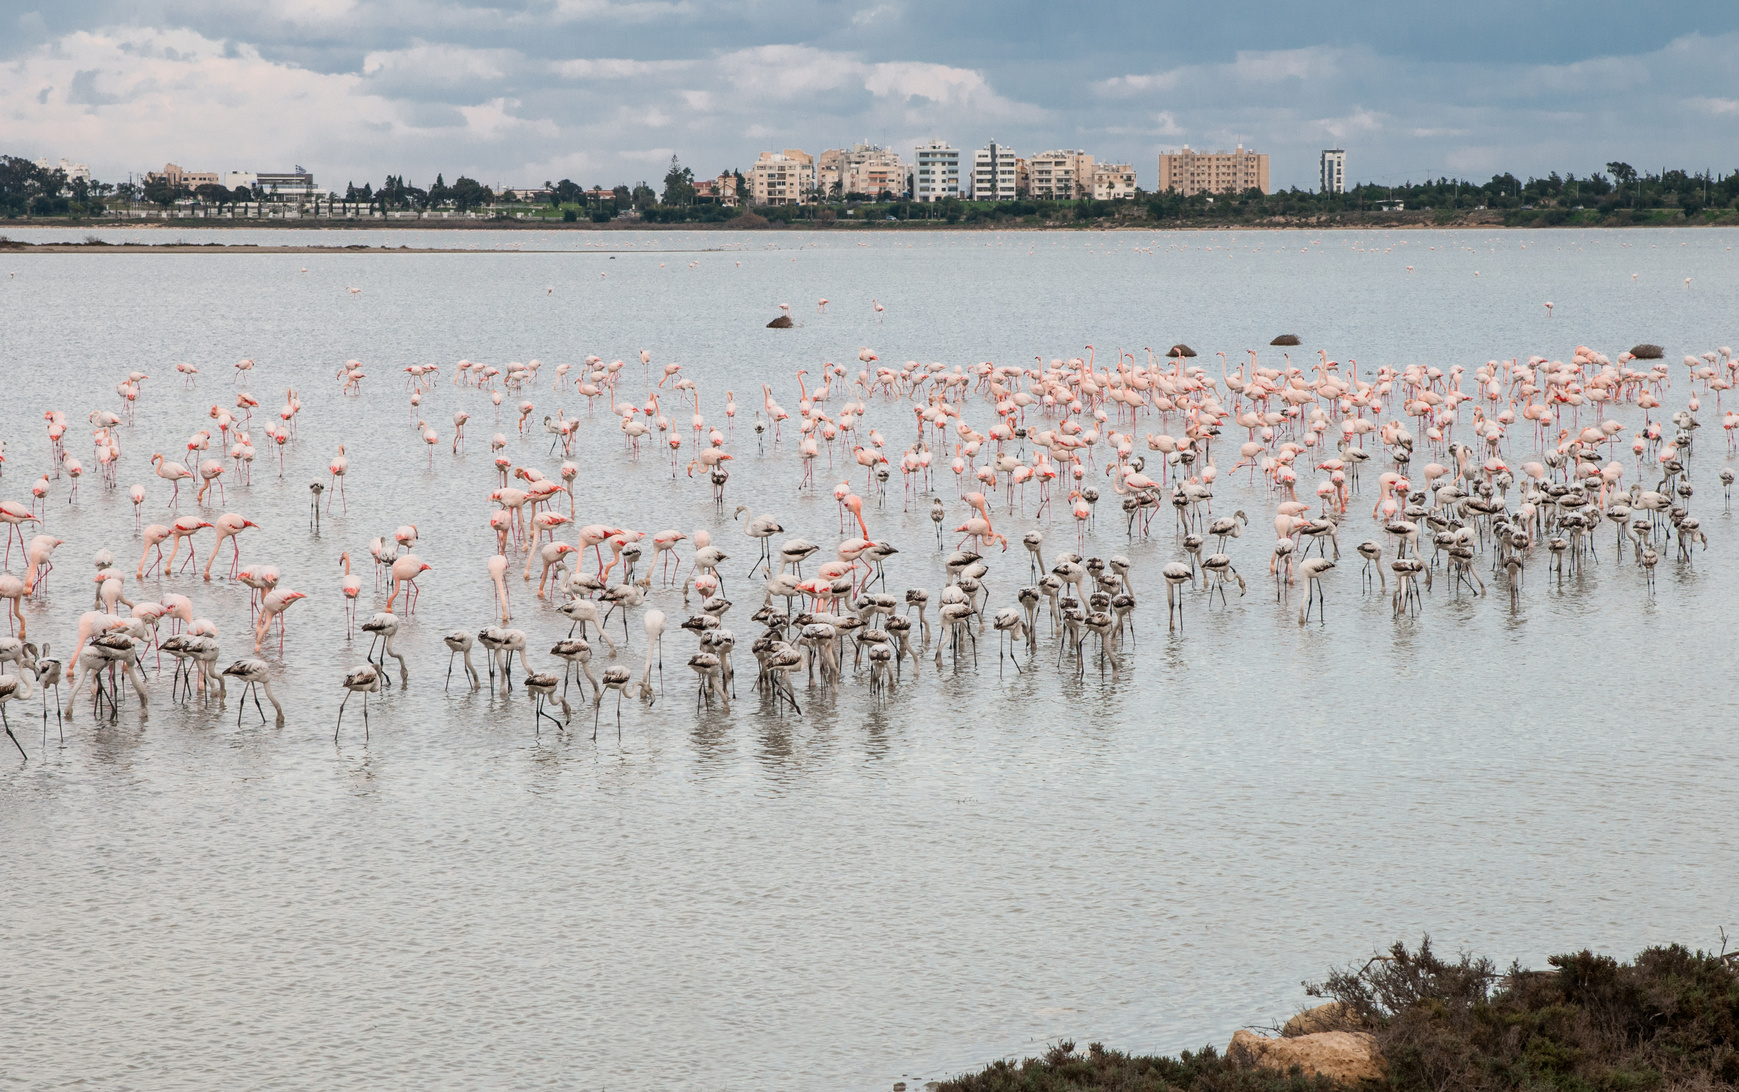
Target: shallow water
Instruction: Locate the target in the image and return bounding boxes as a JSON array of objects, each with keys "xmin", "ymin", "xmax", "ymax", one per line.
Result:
[{"xmin": 2, "ymin": 227, "xmax": 1737, "ymax": 1091}]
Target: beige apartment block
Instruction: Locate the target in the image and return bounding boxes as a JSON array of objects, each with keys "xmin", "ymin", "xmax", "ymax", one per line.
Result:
[
  {"xmin": 749, "ymin": 150, "xmax": 815, "ymax": 206},
  {"xmin": 1028, "ymin": 150, "xmax": 1096, "ymax": 200},
  {"xmin": 1155, "ymin": 145, "xmax": 1269, "ymax": 196},
  {"xmin": 147, "ymin": 163, "xmax": 220, "ymax": 190},
  {"xmin": 1092, "ymin": 164, "xmax": 1138, "ymax": 200},
  {"xmin": 817, "ymin": 143, "xmax": 905, "ymax": 199}
]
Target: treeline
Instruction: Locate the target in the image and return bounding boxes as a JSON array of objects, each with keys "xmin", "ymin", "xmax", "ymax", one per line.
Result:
[
  {"xmin": 1146, "ymin": 163, "xmax": 1739, "ymax": 226},
  {"xmin": 0, "ymin": 156, "xmax": 110, "ymax": 217},
  {"xmin": 9, "ymin": 149, "xmax": 1739, "ymax": 226}
]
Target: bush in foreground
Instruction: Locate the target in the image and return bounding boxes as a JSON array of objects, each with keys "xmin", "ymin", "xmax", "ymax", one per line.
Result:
[{"xmin": 940, "ymin": 939, "xmax": 1739, "ymax": 1092}]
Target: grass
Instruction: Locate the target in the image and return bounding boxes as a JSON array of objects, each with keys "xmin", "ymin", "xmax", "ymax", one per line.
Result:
[{"xmin": 939, "ymin": 939, "xmax": 1739, "ymax": 1092}]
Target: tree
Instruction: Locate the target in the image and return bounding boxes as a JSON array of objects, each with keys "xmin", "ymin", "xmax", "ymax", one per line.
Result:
[
  {"xmin": 142, "ymin": 175, "xmax": 186, "ymax": 208},
  {"xmin": 1606, "ymin": 162, "xmax": 1636, "ymax": 184},
  {"xmin": 194, "ymin": 183, "xmax": 234, "ymax": 205},
  {"xmin": 449, "ymin": 175, "xmax": 492, "ymax": 212},
  {"xmin": 631, "ymin": 181, "xmax": 656, "ymax": 211},
  {"xmin": 0, "ymin": 156, "xmax": 46, "ymax": 216},
  {"xmin": 661, "ymin": 155, "xmax": 695, "ymax": 206},
  {"xmin": 427, "ymin": 173, "xmax": 451, "ymax": 208},
  {"xmin": 551, "ymin": 178, "xmax": 582, "ymax": 207}
]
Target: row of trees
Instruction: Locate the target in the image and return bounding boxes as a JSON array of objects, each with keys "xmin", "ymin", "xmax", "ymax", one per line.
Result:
[
  {"xmin": 0, "ymin": 156, "xmax": 113, "ymax": 217},
  {"xmin": 9, "ymin": 150, "xmax": 1739, "ymax": 223},
  {"xmin": 1144, "ymin": 164, "xmax": 1739, "ymax": 224},
  {"xmin": 342, "ymin": 174, "xmax": 496, "ymax": 212}
]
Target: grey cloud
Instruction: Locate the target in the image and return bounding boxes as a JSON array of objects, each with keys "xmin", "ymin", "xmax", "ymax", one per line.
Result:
[
  {"xmin": 67, "ymin": 68, "xmax": 122, "ymax": 105},
  {"xmin": 403, "ymin": 102, "xmax": 469, "ymax": 128},
  {"xmin": 8, "ymin": 2, "xmax": 1739, "ymax": 192}
]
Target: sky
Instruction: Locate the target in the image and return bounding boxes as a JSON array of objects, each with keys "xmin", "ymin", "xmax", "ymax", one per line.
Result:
[{"xmin": 6, "ymin": 0, "xmax": 1739, "ymax": 194}]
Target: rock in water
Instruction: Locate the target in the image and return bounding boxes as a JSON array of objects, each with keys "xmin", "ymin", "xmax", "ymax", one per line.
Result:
[
  {"xmin": 1229, "ymin": 1029, "xmax": 1384, "ymax": 1083},
  {"xmin": 767, "ymin": 315, "xmax": 794, "ymax": 328}
]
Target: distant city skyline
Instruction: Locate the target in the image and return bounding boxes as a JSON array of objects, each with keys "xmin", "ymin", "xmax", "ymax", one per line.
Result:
[{"xmin": 7, "ymin": 2, "xmax": 1739, "ymax": 192}]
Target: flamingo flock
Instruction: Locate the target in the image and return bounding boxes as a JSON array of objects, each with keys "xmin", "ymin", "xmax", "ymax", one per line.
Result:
[{"xmin": 0, "ymin": 332, "xmax": 1733, "ymax": 757}]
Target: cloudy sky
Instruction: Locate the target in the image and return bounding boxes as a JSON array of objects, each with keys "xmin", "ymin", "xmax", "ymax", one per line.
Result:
[{"xmin": 7, "ymin": 0, "xmax": 1739, "ymax": 193}]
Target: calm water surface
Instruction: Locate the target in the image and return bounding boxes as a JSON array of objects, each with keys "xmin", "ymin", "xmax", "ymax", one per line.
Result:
[{"xmin": 2, "ymin": 227, "xmax": 1736, "ymax": 1091}]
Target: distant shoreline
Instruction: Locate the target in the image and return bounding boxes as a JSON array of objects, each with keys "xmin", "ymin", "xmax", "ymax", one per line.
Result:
[
  {"xmin": 0, "ymin": 241, "xmax": 539, "ymax": 254},
  {"xmin": 5, "ymin": 205, "xmax": 1739, "ymax": 242},
  {"xmin": 4, "ymin": 218, "xmax": 1737, "ymax": 255}
]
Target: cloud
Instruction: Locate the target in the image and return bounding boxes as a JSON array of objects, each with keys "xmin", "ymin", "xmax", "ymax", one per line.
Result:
[
  {"xmin": 555, "ymin": 57, "xmax": 692, "ymax": 80},
  {"xmin": 852, "ymin": 4, "xmax": 900, "ymax": 27},
  {"xmin": 362, "ymin": 42, "xmax": 512, "ymax": 90},
  {"xmin": 9, "ymin": 9, "xmax": 1739, "ymax": 192},
  {"xmin": 1095, "ymin": 71, "xmax": 1182, "ymax": 96},
  {"xmin": 66, "ymin": 68, "xmax": 123, "ymax": 106},
  {"xmin": 1, "ymin": 27, "xmax": 556, "ymax": 186},
  {"xmin": 1686, "ymin": 96, "xmax": 1739, "ymax": 115},
  {"xmin": 1316, "ymin": 107, "xmax": 1384, "ymax": 141}
]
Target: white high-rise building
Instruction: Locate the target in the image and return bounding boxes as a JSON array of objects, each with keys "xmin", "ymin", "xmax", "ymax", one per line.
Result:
[
  {"xmin": 35, "ymin": 156, "xmax": 91, "ymax": 182},
  {"xmin": 913, "ymin": 141, "xmax": 960, "ymax": 202},
  {"xmin": 1320, "ymin": 149, "xmax": 1347, "ymax": 194},
  {"xmin": 972, "ymin": 141, "xmax": 1017, "ymax": 200}
]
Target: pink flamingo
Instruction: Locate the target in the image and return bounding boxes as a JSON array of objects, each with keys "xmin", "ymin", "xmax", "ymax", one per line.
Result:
[{"xmin": 203, "ymin": 513, "xmax": 258, "ymax": 580}]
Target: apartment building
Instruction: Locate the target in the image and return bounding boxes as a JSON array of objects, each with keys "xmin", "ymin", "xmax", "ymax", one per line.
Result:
[
  {"xmin": 1155, "ymin": 145, "xmax": 1269, "ymax": 196},
  {"xmin": 35, "ymin": 156, "xmax": 91, "ymax": 182},
  {"xmin": 1028, "ymin": 150, "xmax": 1095, "ymax": 200},
  {"xmin": 148, "ymin": 163, "xmax": 221, "ymax": 190},
  {"xmin": 815, "ymin": 143, "xmax": 905, "ymax": 200},
  {"xmin": 913, "ymin": 141, "xmax": 961, "ymax": 202},
  {"xmin": 972, "ymin": 141, "xmax": 1018, "ymax": 200},
  {"xmin": 1092, "ymin": 164, "xmax": 1138, "ymax": 201},
  {"xmin": 749, "ymin": 150, "xmax": 815, "ymax": 206},
  {"xmin": 1320, "ymin": 149, "xmax": 1347, "ymax": 194}
]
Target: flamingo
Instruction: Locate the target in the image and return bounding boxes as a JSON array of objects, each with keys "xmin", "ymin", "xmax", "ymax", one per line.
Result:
[
  {"xmin": 150, "ymin": 453, "xmax": 193, "ymax": 507},
  {"xmin": 203, "ymin": 513, "xmax": 258, "ymax": 580}
]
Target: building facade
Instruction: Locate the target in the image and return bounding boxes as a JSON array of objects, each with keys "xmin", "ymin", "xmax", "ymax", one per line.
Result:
[
  {"xmin": 1320, "ymin": 149, "xmax": 1346, "ymax": 194},
  {"xmin": 1028, "ymin": 150, "xmax": 1095, "ymax": 200},
  {"xmin": 1155, "ymin": 145, "xmax": 1269, "ymax": 196},
  {"xmin": 148, "ymin": 163, "xmax": 220, "ymax": 190},
  {"xmin": 252, "ymin": 170, "xmax": 319, "ymax": 199},
  {"xmin": 1092, "ymin": 164, "xmax": 1138, "ymax": 201},
  {"xmin": 749, "ymin": 150, "xmax": 814, "ymax": 206},
  {"xmin": 972, "ymin": 141, "xmax": 1018, "ymax": 200},
  {"xmin": 35, "ymin": 157, "xmax": 91, "ymax": 182},
  {"xmin": 913, "ymin": 141, "xmax": 960, "ymax": 202},
  {"xmin": 816, "ymin": 143, "xmax": 905, "ymax": 200},
  {"xmin": 693, "ymin": 172, "xmax": 740, "ymax": 207}
]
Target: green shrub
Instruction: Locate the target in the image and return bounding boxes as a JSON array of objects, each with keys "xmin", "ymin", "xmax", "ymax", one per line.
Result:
[{"xmin": 942, "ymin": 940, "xmax": 1739, "ymax": 1092}]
